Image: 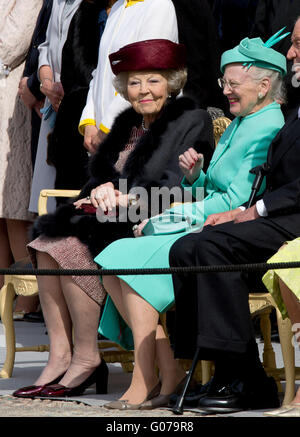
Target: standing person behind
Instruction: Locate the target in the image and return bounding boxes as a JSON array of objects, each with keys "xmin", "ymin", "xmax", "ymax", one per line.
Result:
[
  {"xmin": 251, "ymin": 2, "xmax": 300, "ymax": 117},
  {"xmin": 28, "ymin": 0, "xmax": 83, "ymax": 214},
  {"xmin": 12, "ymin": 39, "xmax": 214, "ymax": 400},
  {"xmin": 46, "ymin": 0, "xmax": 114, "ymax": 198},
  {"xmin": 210, "ymin": 0, "xmax": 259, "ymax": 53},
  {"xmin": 0, "ymin": 0, "xmax": 43, "ymax": 315},
  {"xmin": 170, "ymin": 0, "xmax": 226, "ymax": 113},
  {"xmin": 95, "ymin": 33, "xmax": 287, "ymax": 410},
  {"xmin": 18, "ymin": 0, "xmax": 53, "ymax": 169},
  {"xmin": 251, "ymin": 0, "xmax": 300, "ymax": 56},
  {"xmin": 79, "ymin": 0, "xmax": 178, "ymax": 155}
]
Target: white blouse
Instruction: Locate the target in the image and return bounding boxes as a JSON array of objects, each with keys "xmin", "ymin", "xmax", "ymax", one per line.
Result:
[{"xmin": 79, "ymin": 0, "xmax": 178, "ymax": 135}]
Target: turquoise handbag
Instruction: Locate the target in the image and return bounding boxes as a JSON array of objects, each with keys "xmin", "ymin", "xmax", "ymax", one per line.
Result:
[{"xmin": 142, "ymin": 208, "xmax": 202, "ymax": 236}]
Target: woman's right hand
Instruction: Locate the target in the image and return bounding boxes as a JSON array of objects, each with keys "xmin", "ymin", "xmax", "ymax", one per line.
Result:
[
  {"xmin": 84, "ymin": 125, "xmax": 99, "ymax": 154},
  {"xmin": 132, "ymin": 219, "xmax": 149, "ymax": 237},
  {"xmin": 40, "ymin": 80, "xmax": 64, "ymax": 112},
  {"xmin": 179, "ymin": 148, "xmax": 204, "ymax": 185}
]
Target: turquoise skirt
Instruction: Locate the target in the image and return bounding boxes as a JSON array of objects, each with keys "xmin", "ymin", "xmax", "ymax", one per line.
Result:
[{"xmin": 94, "ymin": 232, "xmax": 190, "ymax": 350}]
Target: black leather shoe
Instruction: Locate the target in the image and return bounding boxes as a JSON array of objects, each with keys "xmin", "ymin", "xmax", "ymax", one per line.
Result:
[
  {"xmin": 198, "ymin": 381, "xmax": 247, "ymax": 413},
  {"xmin": 198, "ymin": 376, "xmax": 280, "ymax": 414},
  {"xmin": 168, "ymin": 380, "xmax": 212, "ymax": 408}
]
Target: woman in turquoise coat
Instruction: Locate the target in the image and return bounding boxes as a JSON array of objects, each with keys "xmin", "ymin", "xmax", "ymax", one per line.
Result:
[{"xmin": 95, "ymin": 33, "xmax": 289, "ymax": 410}]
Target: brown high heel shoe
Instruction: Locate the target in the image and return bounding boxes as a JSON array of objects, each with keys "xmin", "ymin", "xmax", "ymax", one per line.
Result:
[
  {"xmin": 12, "ymin": 372, "xmax": 66, "ymax": 398},
  {"xmin": 140, "ymin": 376, "xmax": 198, "ymax": 410},
  {"xmin": 39, "ymin": 360, "xmax": 108, "ymax": 397},
  {"xmin": 104, "ymin": 381, "xmax": 161, "ymax": 410}
]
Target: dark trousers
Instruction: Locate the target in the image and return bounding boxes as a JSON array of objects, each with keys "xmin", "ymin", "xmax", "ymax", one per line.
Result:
[{"xmin": 169, "ymin": 218, "xmax": 297, "ymax": 360}]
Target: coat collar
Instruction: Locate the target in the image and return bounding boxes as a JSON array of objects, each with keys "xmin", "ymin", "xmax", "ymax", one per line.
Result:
[{"xmin": 89, "ymin": 96, "xmax": 199, "ymax": 183}]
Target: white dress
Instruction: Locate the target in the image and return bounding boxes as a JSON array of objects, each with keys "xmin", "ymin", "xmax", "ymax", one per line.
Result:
[
  {"xmin": 29, "ymin": 0, "xmax": 82, "ymax": 213},
  {"xmin": 0, "ymin": 0, "xmax": 43, "ymax": 220},
  {"xmin": 79, "ymin": 0, "xmax": 178, "ymax": 135}
]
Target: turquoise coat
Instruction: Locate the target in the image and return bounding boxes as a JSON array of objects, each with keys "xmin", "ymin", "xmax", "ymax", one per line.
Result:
[{"xmin": 95, "ymin": 102, "xmax": 284, "ymax": 350}]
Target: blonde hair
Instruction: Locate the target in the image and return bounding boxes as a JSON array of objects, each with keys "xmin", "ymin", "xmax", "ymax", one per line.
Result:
[{"xmin": 113, "ymin": 68, "xmax": 187, "ymax": 100}]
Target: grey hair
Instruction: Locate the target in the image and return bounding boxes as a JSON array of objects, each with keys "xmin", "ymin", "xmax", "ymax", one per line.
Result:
[
  {"xmin": 248, "ymin": 66, "xmax": 287, "ymax": 104},
  {"xmin": 113, "ymin": 68, "xmax": 187, "ymax": 101}
]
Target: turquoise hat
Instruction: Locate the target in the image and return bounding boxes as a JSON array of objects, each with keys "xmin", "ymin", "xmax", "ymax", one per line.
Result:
[{"xmin": 220, "ymin": 28, "xmax": 289, "ymax": 76}]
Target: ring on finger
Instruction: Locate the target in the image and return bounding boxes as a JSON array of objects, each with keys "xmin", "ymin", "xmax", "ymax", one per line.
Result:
[{"xmin": 132, "ymin": 224, "xmax": 138, "ymax": 231}]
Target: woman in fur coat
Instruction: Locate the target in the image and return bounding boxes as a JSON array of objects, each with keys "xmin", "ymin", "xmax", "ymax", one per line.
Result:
[{"xmin": 13, "ymin": 39, "xmax": 214, "ymax": 399}]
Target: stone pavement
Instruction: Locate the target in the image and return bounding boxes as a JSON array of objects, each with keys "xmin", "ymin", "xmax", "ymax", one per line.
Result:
[{"xmin": 0, "ymin": 319, "xmax": 299, "ymax": 422}]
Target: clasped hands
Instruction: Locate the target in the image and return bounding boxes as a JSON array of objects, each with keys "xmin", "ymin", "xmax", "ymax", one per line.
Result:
[
  {"xmin": 73, "ymin": 182, "xmax": 128, "ymax": 213},
  {"xmin": 40, "ymin": 79, "xmax": 64, "ymax": 112},
  {"xmin": 204, "ymin": 205, "xmax": 260, "ymax": 227},
  {"xmin": 18, "ymin": 76, "xmax": 44, "ymax": 117}
]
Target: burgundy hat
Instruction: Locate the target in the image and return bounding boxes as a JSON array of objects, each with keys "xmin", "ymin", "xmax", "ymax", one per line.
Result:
[{"xmin": 109, "ymin": 39, "xmax": 186, "ymax": 75}]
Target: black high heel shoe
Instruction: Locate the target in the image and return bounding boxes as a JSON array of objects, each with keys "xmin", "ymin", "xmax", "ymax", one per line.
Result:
[{"xmin": 39, "ymin": 360, "xmax": 109, "ymax": 397}]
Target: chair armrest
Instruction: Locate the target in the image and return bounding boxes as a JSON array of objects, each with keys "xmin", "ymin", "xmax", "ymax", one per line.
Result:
[{"xmin": 38, "ymin": 189, "xmax": 80, "ymax": 216}]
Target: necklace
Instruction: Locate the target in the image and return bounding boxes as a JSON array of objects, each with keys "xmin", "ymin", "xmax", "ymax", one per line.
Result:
[{"xmin": 142, "ymin": 118, "xmax": 149, "ymax": 132}]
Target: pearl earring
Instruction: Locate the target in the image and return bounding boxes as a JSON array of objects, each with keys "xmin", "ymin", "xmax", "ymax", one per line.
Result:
[{"xmin": 258, "ymin": 92, "xmax": 263, "ymax": 99}]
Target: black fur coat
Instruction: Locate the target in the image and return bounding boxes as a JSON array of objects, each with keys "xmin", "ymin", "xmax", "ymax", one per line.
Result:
[
  {"xmin": 47, "ymin": 0, "xmax": 109, "ymax": 191},
  {"xmin": 32, "ymin": 96, "xmax": 214, "ymax": 257}
]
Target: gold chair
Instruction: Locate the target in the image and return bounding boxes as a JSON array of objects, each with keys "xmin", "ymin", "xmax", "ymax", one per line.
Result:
[
  {"xmin": 0, "ymin": 260, "xmax": 48, "ymax": 378},
  {"xmin": 0, "ymin": 189, "xmax": 134, "ymax": 378},
  {"xmin": 212, "ymin": 116, "xmax": 232, "ymax": 146}
]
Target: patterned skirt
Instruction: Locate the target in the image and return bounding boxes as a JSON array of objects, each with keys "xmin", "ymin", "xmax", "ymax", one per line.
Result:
[{"xmin": 27, "ymin": 235, "xmax": 106, "ymax": 306}]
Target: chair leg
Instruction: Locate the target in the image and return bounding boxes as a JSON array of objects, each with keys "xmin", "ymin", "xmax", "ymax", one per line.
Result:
[
  {"xmin": 172, "ymin": 347, "xmax": 201, "ymax": 415},
  {"xmin": 0, "ymin": 282, "xmax": 16, "ymax": 378},
  {"xmin": 201, "ymin": 360, "xmax": 213, "ymax": 384},
  {"xmin": 276, "ymin": 307, "xmax": 295, "ymax": 405},
  {"xmin": 121, "ymin": 362, "xmax": 134, "ymax": 373},
  {"xmin": 259, "ymin": 309, "xmax": 282, "ymax": 391},
  {"xmin": 260, "ymin": 309, "xmax": 277, "ymax": 369}
]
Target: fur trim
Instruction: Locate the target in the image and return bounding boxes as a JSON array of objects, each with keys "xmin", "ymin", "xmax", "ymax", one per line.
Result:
[
  {"xmin": 32, "ymin": 96, "xmax": 212, "ymax": 255},
  {"xmin": 88, "ymin": 96, "xmax": 198, "ymax": 184}
]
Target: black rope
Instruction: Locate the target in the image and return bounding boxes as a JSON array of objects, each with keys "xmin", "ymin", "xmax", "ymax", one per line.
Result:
[{"xmin": 2, "ymin": 261, "xmax": 300, "ymax": 276}]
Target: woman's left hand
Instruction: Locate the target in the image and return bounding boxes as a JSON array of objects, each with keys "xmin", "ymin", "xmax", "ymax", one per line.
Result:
[
  {"xmin": 179, "ymin": 148, "xmax": 204, "ymax": 185},
  {"xmin": 132, "ymin": 219, "xmax": 149, "ymax": 237},
  {"xmin": 73, "ymin": 197, "xmax": 91, "ymax": 209}
]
